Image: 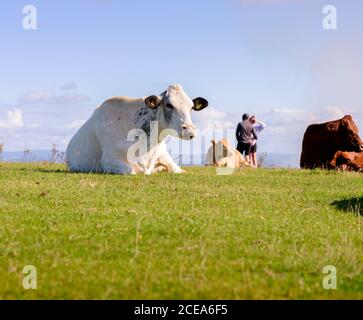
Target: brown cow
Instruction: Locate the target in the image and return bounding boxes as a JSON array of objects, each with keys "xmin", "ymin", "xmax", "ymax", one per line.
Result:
[
  {"xmin": 300, "ymin": 115, "xmax": 363, "ymax": 169},
  {"xmin": 330, "ymin": 151, "xmax": 363, "ymax": 171}
]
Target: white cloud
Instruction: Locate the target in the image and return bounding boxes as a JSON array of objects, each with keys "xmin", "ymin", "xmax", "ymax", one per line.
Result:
[
  {"xmin": 194, "ymin": 107, "xmax": 235, "ymax": 132},
  {"xmin": 19, "ymin": 90, "xmax": 90, "ymax": 105},
  {"xmin": 323, "ymin": 106, "xmax": 345, "ymax": 119},
  {"xmin": 19, "ymin": 90, "xmax": 54, "ymax": 103},
  {"xmin": 18, "ymin": 84, "xmax": 90, "ymax": 105},
  {"xmin": 266, "ymin": 108, "xmax": 315, "ymax": 124},
  {"xmin": 0, "ymin": 108, "xmax": 24, "ymax": 129},
  {"xmin": 65, "ymin": 119, "xmax": 86, "ymax": 130},
  {"xmin": 265, "ymin": 126, "xmax": 287, "ymax": 135}
]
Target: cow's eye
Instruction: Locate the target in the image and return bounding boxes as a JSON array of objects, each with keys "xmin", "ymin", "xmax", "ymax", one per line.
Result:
[{"xmin": 166, "ymin": 103, "xmax": 174, "ymax": 109}]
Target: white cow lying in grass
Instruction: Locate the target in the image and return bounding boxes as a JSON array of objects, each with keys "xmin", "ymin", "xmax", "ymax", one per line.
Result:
[{"xmin": 66, "ymin": 84, "xmax": 208, "ymax": 175}]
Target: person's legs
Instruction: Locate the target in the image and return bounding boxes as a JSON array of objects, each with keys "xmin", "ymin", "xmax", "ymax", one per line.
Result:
[
  {"xmin": 243, "ymin": 142, "xmax": 251, "ymax": 165},
  {"xmin": 237, "ymin": 142, "xmax": 244, "ymax": 155},
  {"xmin": 251, "ymin": 153, "xmax": 257, "ymax": 167},
  {"xmin": 237, "ymin": 142, "xmax": 248, "ymax": 162},
  {"xmin": 237, "ymin": 142, "xmax": 254, "ymax": 164},
  {"xmin": 250, "ymin": 143, "xmax": 257, "ymax": 167}
]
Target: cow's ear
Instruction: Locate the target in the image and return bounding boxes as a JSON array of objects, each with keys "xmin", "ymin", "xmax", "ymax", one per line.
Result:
[
  {"xmin": 193, "ymin": 97, "xmax": 209, "ymax": 111},
  {"xmin": 342, "ymin": 115, "xmax": 353, "ymax": 125},
  {"xmin": 145, "ymin": 95, "xmax": 162, "ymax": 109}
]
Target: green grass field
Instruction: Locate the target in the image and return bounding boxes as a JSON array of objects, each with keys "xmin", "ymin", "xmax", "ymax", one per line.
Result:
[{"xmin": 0, "ymin": 162, "xmax": 362, "ymax": 299}]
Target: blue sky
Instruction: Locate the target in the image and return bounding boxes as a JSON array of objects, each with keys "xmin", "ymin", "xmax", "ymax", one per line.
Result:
[{"xmin": 1, "ymin": 0, "xmax": 363, "ymax": 154}]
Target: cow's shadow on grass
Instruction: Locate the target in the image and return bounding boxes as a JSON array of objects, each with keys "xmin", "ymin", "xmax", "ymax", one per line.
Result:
[
  {"xmin": 331, "ymin": 197, "xmax": 363, "ymax": 216},
  {"xmin": 0, "ymin": 166, "xmax": 68, "ymax": 174},
  {"xmin": 17, "ymin": 167, "xmax": 106, "ymax": 175},
  {"xmin": 16, "ymin": 167, "xmax": 68, "ymax": 174}
]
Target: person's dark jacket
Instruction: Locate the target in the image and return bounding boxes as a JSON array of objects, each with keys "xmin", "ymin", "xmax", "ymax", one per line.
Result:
[{"xmin": 236, "ymin": 120, "xmax": 258, "ymax": 143}]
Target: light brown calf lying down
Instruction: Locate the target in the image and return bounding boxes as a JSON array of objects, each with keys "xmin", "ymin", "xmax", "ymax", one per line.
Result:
[
  {"xmin": 205, "ymin": 139, "xmax": 235, "ymax": 165},
  {"xmin": 330, "ymin": 151, "xmax": 363, "ymax": 171},
  {"xmin": 206, "ymin": 139, "xmax": 252, "ymax": 169},
  {"xmin": 151, "ymin": 138, "xmax": 252, "ymax": 172},
  {"xmin": 216, "ymin": 151, "xmax": 251, "ymax": 169}
]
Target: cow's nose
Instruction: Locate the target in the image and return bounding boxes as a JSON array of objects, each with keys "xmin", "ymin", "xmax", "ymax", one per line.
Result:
[
  {"xmin": 182, "ymin": 123, "xmax": 195, "ymax": 130},
  {"xmin": 182, "ymin": 124, "xmax": 197, "ymax": 140}
]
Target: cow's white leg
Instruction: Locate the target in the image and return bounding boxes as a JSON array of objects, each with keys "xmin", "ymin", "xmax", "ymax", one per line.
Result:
[
  {"xmin": 144, "ymin": 159, "xmax": 157, "ymax": 175},
  {"xmin": 159, "ymin": 149, "xmax": 184, "ymax": 174},
  {"xmin": 101, "ymin": 153, "xmax": 135, "ymax": 175},
  {"xmin": 143, "ymin": 150, "xmax": 162, "ymax": 175},
  {"xmin": 142, "ymin": 143, "xmax": 165, "ymax": 175}
]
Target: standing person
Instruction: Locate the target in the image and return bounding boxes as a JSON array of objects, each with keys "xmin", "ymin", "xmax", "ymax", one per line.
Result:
[
  {"xmin": 249, "ymin": 116, "xmax": 266, "ymax": 168},
  {"xmin": 236, "ymin": 113, "xmax": 258, "ymax": 165}
]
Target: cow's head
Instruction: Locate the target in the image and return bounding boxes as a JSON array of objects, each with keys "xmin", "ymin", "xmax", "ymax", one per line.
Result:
[
  {"xmin": 337, "ymin": 115, "xmax": 363, "ymax": 152},
  {"xmin": 145, "ymin": 84, "xmax": 208, "ymax": 140},
  {"xmin": 211, "ymin": 139, "xmax": 234, "ymax": 158}
]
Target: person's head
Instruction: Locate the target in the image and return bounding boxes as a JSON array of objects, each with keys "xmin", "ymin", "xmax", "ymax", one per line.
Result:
[
  {"xmin": 249, "ymin": 116, "xmax": 256, "ymax": 124},
  {"xmin": 242, "ymin": 113, "xmax": 250, "ymax": 121}
]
